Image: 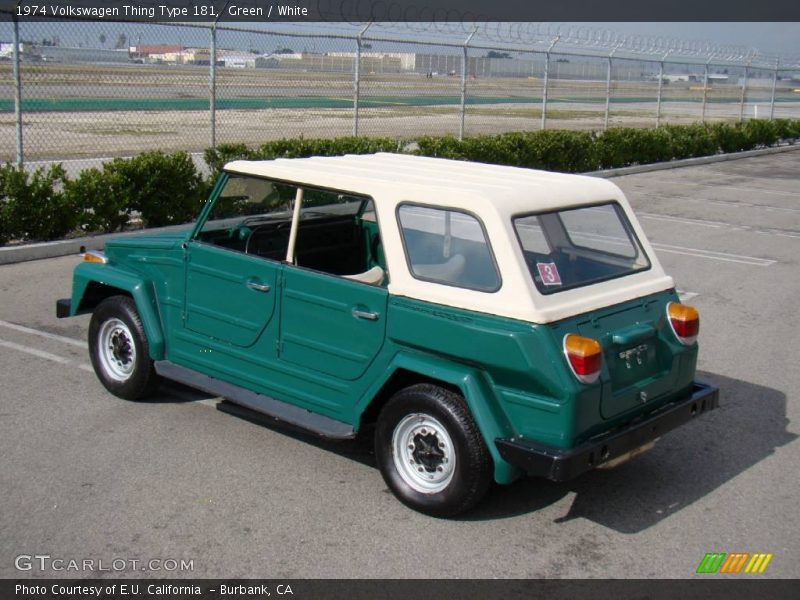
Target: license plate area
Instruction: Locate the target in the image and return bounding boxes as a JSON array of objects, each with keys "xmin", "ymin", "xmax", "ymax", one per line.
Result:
[
  {"xmin": 596, "ymin": 439, "xmax": 658, "ymax": 470},
  {"xmin": 610, "ymin": 341, "xmax": 661, "ymax": 390}
]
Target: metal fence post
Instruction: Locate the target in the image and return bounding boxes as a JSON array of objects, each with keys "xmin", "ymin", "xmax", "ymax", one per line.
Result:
[
  {"xmin": 459, "ymin": 28, "xmax": 477, "ymax": 141},
  {"xmin": 604, "ymin": 44, "xmax": 621, "ymax": 130},
  {"xmin": 541, "ymin": 36, "xmax": 559, "ymax": 130},
  {"xmin": 769, "ymin": 58, "xmax": 779, "ymax": 121},
  {"xmin": 209, "ymin": 24, "xmax": 217, "ymax": 150},
  {"xmin": 739, "ymin": 62, "xmax": 749, "ymax": 123},
  {"xmin": 701, "ymin": 60, "xmax": 710, "ymax": 123},
  {"xmin": 655, "ymin": 50, "xmax": 671, "ymax": 128},
  {"xmin": 353, "ymin": 23, "xmax": 372, "ymax": 137},
  {"xmin": 656, "ymin": 61, "xmax": 665, "ymax": 127},
  {"xmin": 353, "ymin": 36, "xmax": 361, "ymax": 136},
  {"xmin": 12, "ymin": 14, "xmax": 23, "ymax": 168}
]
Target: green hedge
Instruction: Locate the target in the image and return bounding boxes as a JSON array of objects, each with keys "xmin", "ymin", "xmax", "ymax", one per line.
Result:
[
  {"xmin": 205, "ymin": 120, "xmax": 800, "ymax": 177},
  {"xmin": 417, "ymin": 119, "xmax": 800, "ymax": 171},
  {"xmin": 1, "ymin": 151, "xmax": 208, "ymax": 245},
  {"xmin": 0, "ymin": 164, "xmax": 77, "ymax": 244},
  {"xmin": 1, "ymin": 120, "xmax": 798, "ymax": 246},
  {"xmin": 65, "ymin": 151, "xmax": 210, "ymax": 233}
]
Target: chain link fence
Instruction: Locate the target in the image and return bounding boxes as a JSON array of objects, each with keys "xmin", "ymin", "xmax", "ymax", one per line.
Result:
[{"xmin": 2, "ymin": 19, "xmax": 799, "ymax": 169}]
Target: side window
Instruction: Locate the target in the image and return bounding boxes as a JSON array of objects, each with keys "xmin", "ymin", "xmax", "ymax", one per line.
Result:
[
  {"xmin": 196, "ymin": 174, "xmax": 382, "ymax": 283},
  {"xmin": 196, "ymin": 175, "xmax": 296, "ymax": 259},
  {"xmin": 292, "ymin": 189, "xmax": 368, "ymax": 277},
  {"xmin": 397, "ymin": 204, "xmax": 500, "ymax": 292}
]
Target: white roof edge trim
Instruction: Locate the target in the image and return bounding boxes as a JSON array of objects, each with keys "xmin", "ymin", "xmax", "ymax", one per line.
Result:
[
  {"xmin": 388, "ymin": 274, "xmax": 676, "ymax": 325},
  {"xmin": 222, "ymin": 154, "xmax": 623, "ymax": 215}
]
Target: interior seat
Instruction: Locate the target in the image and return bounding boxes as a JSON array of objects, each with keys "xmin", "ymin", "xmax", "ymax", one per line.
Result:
[
  {"xmin": 413, "ymin": 254, "xmax": 466, "ymax": 283},
  {"xmin": 342, "ymin": 265, "xmax": 385, "ymax": 286}
]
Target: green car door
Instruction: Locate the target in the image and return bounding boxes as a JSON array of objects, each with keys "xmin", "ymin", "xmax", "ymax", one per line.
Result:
[
  {"xmin": 183, "ymin": 241, "xmax": 280, "ymax": 348},
  {"xmin": 279, "ymin": 266, "xmax": 388, "ymax": 381}
]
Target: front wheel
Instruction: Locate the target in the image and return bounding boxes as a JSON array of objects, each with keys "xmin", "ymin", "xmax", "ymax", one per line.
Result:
[
  {"xmin": 88, "ymin": 295, "xmax": 160, "ymax": 401},
  {"xmin": 375, "ymin": 384, "xmax": 493, "ymax": 517}
]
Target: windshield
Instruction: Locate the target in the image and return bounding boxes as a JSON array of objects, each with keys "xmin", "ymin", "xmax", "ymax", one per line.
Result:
[
  {"xmin": 201, "ymin": 174, "xmax": 365, "ymax": 233},
  {"xmin": 513, "ymin": 202, "xmax": 650, "ymax": 294}
]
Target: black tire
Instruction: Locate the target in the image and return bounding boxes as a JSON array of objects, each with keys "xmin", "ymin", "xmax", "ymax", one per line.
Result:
[
  {"xmin": 375, "ymin": 383, "xmax": 493, "ymax": 517},
  {"xmin": 88, "ymin": 295, "xmax": 160, "ymax": 401}
]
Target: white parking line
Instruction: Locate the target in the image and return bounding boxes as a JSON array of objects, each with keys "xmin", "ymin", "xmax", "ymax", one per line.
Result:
[
  {"xmin": 0, "ymin": 319, "xmax": 85, "ymax": 348},
  {"xmin": 639, "ymin": 213, "xmax": 723, "ymax": 229},
  {"xmin": 0, "ymin": 337, "xmax": 80, "ymax": 366},
  {"xmin": 638, "ymin": 211, "xmax": 800, "ymax": 239},
  {"xmin": 575, "ymin": 231, "xmax": 777, "ymax": 266},
  {"xmin": 636, "ymin": 190, "xmax": 800, "ymax": 214},
  {"xmin": 704, "ymin": 199, "xmax": 800, "ymax": 213},
  {"xmin": 0, "ymin": 325, "xmax": 219, "ymax": 405},
  {"xmin": 637, "ymin": 176, "xmax": 800, "ymax": 200},
  {"xmin": 650, "ymin": 242, "xmax": 776, "ymax": 266}
]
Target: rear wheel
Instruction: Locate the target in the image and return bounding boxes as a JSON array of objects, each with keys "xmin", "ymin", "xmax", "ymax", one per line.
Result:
[
  {"xmin": 375, "ymin": 384, "xmax": 493, "ymax": 517},
  {"xmin": 88, "ymin": 295, "xmax": 160, "ymax": 400}
]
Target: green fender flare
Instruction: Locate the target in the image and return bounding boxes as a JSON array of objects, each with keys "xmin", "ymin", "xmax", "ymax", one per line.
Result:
[
  {"xmin": 71, "ymin": 262, "xmax": 165, "ymax": 360},
  {"xmin": 360, "ymin": 352, "xmax": 523, "ymax": 485}
]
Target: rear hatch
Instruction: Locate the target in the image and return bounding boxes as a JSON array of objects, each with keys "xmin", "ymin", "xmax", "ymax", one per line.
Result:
[
  {"xmin": 513, "ymin": 201, "xmax": 695, "ymax": 419},
  {"xmin": 576, "ymin": 295, "xmax": 690, "ymax": 419}
]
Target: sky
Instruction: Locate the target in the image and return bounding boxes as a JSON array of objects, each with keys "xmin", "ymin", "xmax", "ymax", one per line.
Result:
[{"xmin": 598, "ymin": 23, "xmax": 800, "ymax": 57}]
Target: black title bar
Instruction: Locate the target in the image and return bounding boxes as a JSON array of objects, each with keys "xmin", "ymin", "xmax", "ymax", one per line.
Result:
[
  {"xmin": 1, "ymin": 0, "xmax": 800, "ymax": 22},
  {"xmin": 4, "ymin": 579, "xmax": 800, "ymax": 600}
]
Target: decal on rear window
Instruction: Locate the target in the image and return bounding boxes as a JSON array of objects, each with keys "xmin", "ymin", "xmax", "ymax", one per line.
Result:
[{"xmin": 536, "ymin": 262, "xmax": 562, "ymax": 286}]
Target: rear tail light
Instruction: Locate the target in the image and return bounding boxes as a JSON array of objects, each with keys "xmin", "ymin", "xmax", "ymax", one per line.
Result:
[
  {"xmin": 667, "ymin": 302, "xmax": 699, "ymax": 345},
  {"xmin": 563, "ymin": 334, "xmax": 602, "ymax": 384}
]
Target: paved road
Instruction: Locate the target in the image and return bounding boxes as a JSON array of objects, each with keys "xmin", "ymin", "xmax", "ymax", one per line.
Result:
[{"xmin": 0, "ymin": 151, "xmax": 798, "ymax": 579}]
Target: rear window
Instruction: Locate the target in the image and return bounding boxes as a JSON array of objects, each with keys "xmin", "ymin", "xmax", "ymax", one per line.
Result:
[{"xmin": 513, "ymin": 203, "xmax": 650, "ymax": 294}]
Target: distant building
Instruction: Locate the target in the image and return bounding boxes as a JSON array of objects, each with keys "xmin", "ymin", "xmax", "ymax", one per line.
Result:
[
  {"xmin": 219, "ymin": 52, "xmax": 258, "ymax": 69},
  {"xmin": 38, "ymin": 46, "xmax": 130, "ymax": 64},
  {"xmin": 129, "ymin": 44, "xmax": 182, "ymax": 61},
  {"xmin": 0, "ymin": 42, "xmax": 38, "ymax": 61}
]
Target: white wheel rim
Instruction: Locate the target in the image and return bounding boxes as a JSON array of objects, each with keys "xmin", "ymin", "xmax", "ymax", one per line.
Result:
[
  {"xmin": 392, "ymin": 413, "xmax": 456, "ymax": 494},
  {"xmin": 97, "ymin": 318, "xmax": 136, "ymax": 382}
]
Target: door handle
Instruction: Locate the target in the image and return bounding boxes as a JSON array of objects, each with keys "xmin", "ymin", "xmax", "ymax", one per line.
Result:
[
  {"xmin": 246, "ymin": 280, "xmax": 271, "ymax": 292},
  {"xmin": 352, "ymin": 308, "xmax": 379, "ymax": 321}
]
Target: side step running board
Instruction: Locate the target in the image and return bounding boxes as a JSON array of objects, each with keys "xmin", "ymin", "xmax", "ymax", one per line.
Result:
[{"xmin": 154, "ymin": 361, "xmax": 356, "ymax": 440}]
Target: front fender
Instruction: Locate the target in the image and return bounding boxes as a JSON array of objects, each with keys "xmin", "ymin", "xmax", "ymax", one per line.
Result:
[
  {"xmin": 361, "ymin": 351, "xmax": 523, "ymax": 485},
  {"xmin": 71, "ymin": 262, "xmax": 165, "ymax": 360}
]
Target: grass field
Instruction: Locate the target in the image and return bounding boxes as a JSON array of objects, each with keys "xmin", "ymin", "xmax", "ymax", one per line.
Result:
[{"xmin": 1, "ymin": 62, "xmax": 798, "ymax": 162}]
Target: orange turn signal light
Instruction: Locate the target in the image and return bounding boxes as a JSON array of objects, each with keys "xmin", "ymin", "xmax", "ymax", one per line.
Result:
[
  {"xmin": 667, "ymin": 302, "xmax": 699, "ymax": 345},
  {"xmin": 563, "ymin": 334, "xmax": 602, "ymax": 384},
  {"xmin": 83, "ymin": 250, "xmax": 108, "ymax": 264}
]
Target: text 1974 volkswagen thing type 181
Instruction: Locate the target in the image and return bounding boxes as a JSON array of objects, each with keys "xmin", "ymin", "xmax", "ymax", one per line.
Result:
[{"xmin": 57, "ymin": 153, "xmax": 719, "ymax": 517}]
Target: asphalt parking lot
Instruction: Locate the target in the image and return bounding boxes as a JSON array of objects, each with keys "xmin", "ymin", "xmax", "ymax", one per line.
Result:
[{"xmin": 0, "ymin": 150, "xmax": 798, "ymax": 579}]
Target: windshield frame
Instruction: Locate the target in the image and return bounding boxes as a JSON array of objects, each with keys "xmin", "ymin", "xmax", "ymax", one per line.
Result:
[{"xmin": 512, "ymin": 200, "xmax": 652, "ymax": 296}]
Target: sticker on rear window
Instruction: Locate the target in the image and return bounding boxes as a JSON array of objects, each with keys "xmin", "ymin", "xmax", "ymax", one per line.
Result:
[{"xmin": 536, "ymin": 262, "xmax": 562, "ymax": 286}]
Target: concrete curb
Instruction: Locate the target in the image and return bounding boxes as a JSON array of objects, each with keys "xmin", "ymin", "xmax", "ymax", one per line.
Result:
[
  {"xmin": 588, "ymin": 142, "xmax": 800, "ymax": 178},
  {"xmin": 0, "ymin": 224, "xmax": 191, "ymax": 266},
  {"xmin": 2, "ymin": 143, "xmax": 799, "ymax": 266}
]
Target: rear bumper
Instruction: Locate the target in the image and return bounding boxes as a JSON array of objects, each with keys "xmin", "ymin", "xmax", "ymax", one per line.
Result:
[
  {"xmin": 495, "ymin": 381, "xmax": 719, "ymax": 482},
  {"xmin": 56, "ymin": 298, "xmax": 71, "ymax": 318}
]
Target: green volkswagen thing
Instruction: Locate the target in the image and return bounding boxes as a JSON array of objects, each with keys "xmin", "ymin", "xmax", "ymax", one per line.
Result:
[{"xmin": 57, "ymin": 153, "xmax": 718, "ymax": 517}]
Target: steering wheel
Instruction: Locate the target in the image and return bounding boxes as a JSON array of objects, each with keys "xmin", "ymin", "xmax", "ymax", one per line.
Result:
[{"xmin": 244, "ymin": 221, "xmax": 291, "ymax": 256}]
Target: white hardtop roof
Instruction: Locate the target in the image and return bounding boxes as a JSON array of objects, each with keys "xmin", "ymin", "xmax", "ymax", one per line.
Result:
[
  {"xmin": 224, "ymin": 153, "xmax": 673, "ymax": 323},
  {"xmin": 224, "ymin": 153, "xmax": 621, "ymax": 214}
]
